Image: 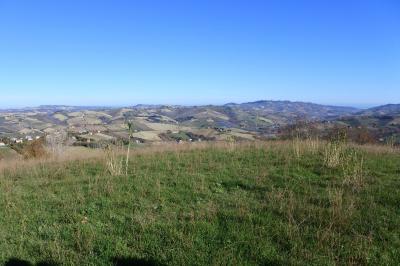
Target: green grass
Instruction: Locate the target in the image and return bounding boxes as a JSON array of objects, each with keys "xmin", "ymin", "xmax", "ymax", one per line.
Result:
[{"xmin": 0, "ymin": 142, "xmax": 399, "ymax": 265}]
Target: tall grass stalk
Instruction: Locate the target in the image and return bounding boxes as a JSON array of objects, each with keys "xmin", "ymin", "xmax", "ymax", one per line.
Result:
[
  {"xmin": 104, "ymin": 144, "xmax": 123, "ymax": 176},
  {"xmin": 125, "ymin": 120, "xmax": 134, "ymax": 176},
  {"xmin": 292, "ymin": 134, "xmax": 302, "ymax": 159}
]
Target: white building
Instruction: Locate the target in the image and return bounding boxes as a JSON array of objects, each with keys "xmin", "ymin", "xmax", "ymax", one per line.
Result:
[{"xmin": 0, "ymin": 142, "xmax": 6, "ymax": 147}]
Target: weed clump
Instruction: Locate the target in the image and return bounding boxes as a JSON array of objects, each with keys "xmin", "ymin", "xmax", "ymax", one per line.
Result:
[
  {"xmin": 323, "ymin": 130, "xmax": 348, "ymax": 168},
  {"xmin": 341, "ymin": 149, "xmax": 365, "ymax": 191},
  {"xmin": 104, "ymin": 144, "xmax": 123, "ymax": 176}
]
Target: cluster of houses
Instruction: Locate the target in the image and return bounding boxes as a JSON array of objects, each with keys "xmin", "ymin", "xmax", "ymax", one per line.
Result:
[
  {"xmin": 0, "ymin": 135, "xmax": 41, "ymax": 147},
  {"xmin": 14, "ymin": 135, "xmax": 41, "ymax": 143}
]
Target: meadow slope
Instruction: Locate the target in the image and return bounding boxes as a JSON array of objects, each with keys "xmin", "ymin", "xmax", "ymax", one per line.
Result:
[{"xmin": 0, "ymin": 142, "xmax": 399, "ymax": 265}]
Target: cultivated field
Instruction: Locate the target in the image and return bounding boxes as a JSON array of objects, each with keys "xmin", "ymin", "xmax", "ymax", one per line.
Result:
[{"xmin": 0, "ymin": 141, "xmax": 399, "ymax": 265}]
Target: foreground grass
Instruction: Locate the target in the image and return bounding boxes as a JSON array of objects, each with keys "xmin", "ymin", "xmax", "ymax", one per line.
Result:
[{"xmin": 0, "ymin": 142, "xmax": 399, "ymax": 265}]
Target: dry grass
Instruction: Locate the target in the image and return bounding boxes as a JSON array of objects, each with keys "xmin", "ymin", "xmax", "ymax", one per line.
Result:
[
  {"xmin": 0, "ymin": 146, "xmax": 104, "ymax": 174},
  {"xmin": 103, "ymin": 144, "xmax": 124, "ymax": 176},
  {"xmin": 0, "ymin": 140, "xmax": 397, "ymax": 174},
  {"xmin": 323, "ymin": 141, "xmax": 344, "ymax": 168}
]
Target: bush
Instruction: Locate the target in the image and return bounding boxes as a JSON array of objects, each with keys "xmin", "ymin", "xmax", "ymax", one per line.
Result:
[{"xmin": 21, "ymin": 139, "xmax": 47, "ymax": 159}]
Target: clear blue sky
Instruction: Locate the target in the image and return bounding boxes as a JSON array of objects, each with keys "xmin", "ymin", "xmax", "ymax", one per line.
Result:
[{"xmin": 0, "ymin": 0, "xmax": 399, "ymax": 108}]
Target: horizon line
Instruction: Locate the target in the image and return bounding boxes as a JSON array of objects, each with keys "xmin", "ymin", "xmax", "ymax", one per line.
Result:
[{"xmin": 0, "ymin": 99, "xmax": 396, "ymax": 111}]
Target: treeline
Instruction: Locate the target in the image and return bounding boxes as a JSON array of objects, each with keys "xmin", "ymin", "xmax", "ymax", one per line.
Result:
[{"xmin": 279, "ymin": 120, "xmax": 398, "ymax": 145}]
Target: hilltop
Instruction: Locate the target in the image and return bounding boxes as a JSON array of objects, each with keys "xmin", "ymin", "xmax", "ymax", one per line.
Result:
[
  {"xmin": 331, "ymin": 104, "xmax": 400, "ymax": 143},
  {"xmin": 357, "ymin": 104, "xmax": 400, "ymax": 116},
  {"xmin": 0, "ymin": 141, "xmax": 399, "ymax": 265}
]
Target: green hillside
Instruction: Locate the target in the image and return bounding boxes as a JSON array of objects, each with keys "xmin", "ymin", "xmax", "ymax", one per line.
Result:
[{"xmin": 0, "ymin": 142, "xmax": 399, "ymax": 265}]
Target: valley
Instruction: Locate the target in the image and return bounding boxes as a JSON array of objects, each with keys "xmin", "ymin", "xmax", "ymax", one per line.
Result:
[{"xmin": 0, "ymin": 101, "xmax": 399, "ymax": 154}]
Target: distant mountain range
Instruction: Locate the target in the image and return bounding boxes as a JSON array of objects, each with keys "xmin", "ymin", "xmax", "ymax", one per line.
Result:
[
  {"xmin": 1, "ymin": 101, "xmax": 399, "ymax": 126},
  {"xmin": 2, "ymin": 100, "xmax": 398, "ymax": 117}
]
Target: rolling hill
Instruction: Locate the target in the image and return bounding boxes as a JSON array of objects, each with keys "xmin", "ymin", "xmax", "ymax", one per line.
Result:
[{"xmin": 1, "ymin": 101, "xmax": 399, "ymax": 145}]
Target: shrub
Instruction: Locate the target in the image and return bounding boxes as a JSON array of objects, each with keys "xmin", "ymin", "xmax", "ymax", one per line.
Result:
[
  {"xmin": 351, "ymin": 126, "xmax": 376, "ymax": 144},
  {"xmin": 21, "ymin": 139, "xmax": 47, "ymax": 159}
]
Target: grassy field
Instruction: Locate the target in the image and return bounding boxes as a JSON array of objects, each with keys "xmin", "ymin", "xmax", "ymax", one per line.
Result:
[{"xmin": 0, "ymin": 141, "xmax": 399, "ymax": 265}]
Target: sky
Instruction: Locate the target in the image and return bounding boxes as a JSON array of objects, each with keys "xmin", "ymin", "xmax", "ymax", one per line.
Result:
[{"xmin": 0, "ymin": 0, "xmax": 399, "ymax": 108}]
